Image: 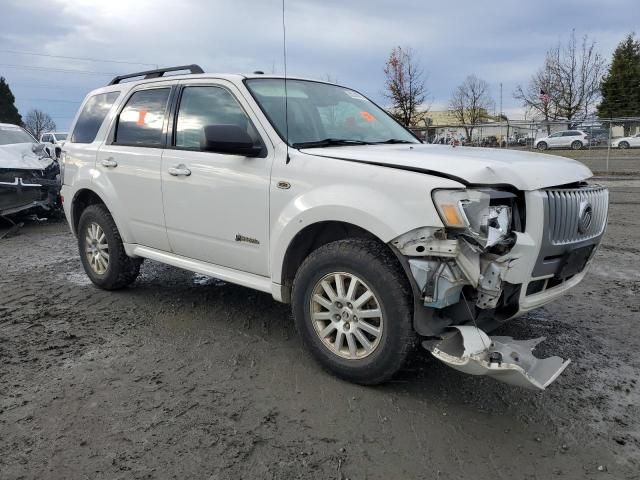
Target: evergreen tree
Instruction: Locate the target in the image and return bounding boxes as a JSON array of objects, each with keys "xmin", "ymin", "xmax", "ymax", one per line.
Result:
[
  {"xmin": 598, "ymin": 34, "xmax": 640, "ymax": 135},
  {"xmin": 0, "ymin": 76, "xmax": 22, "ymax": 125}
]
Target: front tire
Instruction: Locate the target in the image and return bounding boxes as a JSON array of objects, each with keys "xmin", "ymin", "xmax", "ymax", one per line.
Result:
[
  {"xmin": 77, "ymin": 204, "xmax": 142, "ymax": 290},
  {"xmin": 537, "ymin": 141, "xmax": 548, "ymax": 151},
  {"xmin": 619, "ymin": 141, "xmax": 630, "ymax": 150},
  {"xmin": 292, "ymin": 239, "xmax": 416, "ymax": 385}
]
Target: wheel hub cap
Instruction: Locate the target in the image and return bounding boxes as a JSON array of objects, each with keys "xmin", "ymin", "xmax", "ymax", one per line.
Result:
[
  {"xmin": 310, "ymin": 272, "xmax": 383, "ymax": 360},
  {"xmin": 85, "ymin": 222, "xmax": 110, "ymax": 275}
]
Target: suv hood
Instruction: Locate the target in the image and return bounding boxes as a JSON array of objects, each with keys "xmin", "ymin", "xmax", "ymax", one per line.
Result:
[
  {"xmin": 300, "ymin": 144, "xmax": 592, "ymax": 190},
  {"xmin": 0, "ymin": 143, "xmax": 54, "ymax": 170}
]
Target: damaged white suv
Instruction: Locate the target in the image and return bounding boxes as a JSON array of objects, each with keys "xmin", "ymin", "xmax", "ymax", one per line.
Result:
[{"xmin": 61, "ymin": 65, "xmax": 609, "ymax": 390}]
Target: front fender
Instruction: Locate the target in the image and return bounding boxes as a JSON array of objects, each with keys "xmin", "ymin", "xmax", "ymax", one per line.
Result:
[{"xmin": 270, "ymin": 182, "xmax": 445, "ymax": 284}]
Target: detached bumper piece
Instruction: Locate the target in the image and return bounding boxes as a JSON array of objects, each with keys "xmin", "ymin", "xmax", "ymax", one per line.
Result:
[{"xmin": 426, "ymin": 326, "xmax": 570, "ymax": 390}]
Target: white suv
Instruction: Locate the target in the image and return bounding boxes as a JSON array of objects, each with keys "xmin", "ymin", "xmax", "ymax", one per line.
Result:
[
  {"xmin": 60, "ymin": 65, "xmax": 609, "ymax": 390},
  {"xmin": 534, "ymin": 130, "xmax": 590, "ymax": 151},
  {"xmin": 40, "ymin": 131, "xmax": 68, "ymax": 158}
]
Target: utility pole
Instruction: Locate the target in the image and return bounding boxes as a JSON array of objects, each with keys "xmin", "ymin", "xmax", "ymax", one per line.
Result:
[{"xmin": 500, "ymin": 82, "xmax": 503, "ymax": 147}]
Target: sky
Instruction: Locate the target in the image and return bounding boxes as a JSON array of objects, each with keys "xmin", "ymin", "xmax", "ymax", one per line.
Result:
[{"xmin": 1, "ymin": 0, "xmax": 639, "ymax": 131}]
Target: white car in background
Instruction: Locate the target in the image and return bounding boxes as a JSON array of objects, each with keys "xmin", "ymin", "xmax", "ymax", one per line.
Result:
[
  {"xmin": 611, "ymin": 133, "xmax": 640, "ymax": 149},
  {"xmin": 534, "ymin": 130, "xmax": 590, "ymax": 151},
  {"xmin": 40, "ymin": 131, "xmax": 68, "ymax": 158}
]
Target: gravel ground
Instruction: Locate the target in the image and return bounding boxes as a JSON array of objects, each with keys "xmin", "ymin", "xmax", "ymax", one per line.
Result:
[{"xmin": 1, "ymin": 181, "xmax": 638, "ymax": 479}]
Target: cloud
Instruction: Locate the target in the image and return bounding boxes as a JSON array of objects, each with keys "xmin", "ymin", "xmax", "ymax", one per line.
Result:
[{"xmin": 2, "ymin": 0, "xmax": 638, "ymax": 129}]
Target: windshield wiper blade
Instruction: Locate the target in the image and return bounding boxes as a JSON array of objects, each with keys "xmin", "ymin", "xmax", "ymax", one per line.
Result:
[
  {"xmin": 374, "ymin": 139, "xmax": 416, "ymax": 144},
  {"xmin": 293, "ymin": 138, "xmax": 372, "ymax": 149}
]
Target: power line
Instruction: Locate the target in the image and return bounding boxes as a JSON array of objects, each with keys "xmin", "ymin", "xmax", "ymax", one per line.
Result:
[
  {"xmin": 0, "ymin": 63, "xmax": 118, "ymax": 75},
  {"xmin": 0, "ymin": 49, "xmax": 157, "ymax": 68},
  {"xmin": 21, "ymin": 98, "xmax": 81, "ymax": 104}
]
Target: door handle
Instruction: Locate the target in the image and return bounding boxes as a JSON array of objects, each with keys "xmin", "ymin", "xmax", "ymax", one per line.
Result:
[
  {"xmin": 101, "ymin": 158, "xmax": 118, "ymax": 168},
  {"xmin": 168, "ymin": 164, "xmax": 191, "ymax": 177}
]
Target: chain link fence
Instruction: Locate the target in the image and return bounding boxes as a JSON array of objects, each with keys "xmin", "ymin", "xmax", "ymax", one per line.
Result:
[{"xmin": 410, "ymin": 118, "xmax": 640, "ymax": 177}]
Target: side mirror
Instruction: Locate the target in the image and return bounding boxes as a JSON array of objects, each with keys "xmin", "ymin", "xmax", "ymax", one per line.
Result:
[{"xmin": 200, "ymin": 125, "xmax": 263, "ymax": 157}]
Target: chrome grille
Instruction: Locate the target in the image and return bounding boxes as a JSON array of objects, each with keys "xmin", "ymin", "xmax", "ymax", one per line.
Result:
[{"xmin": 544, "ymin": 186, "xmax": 608, "ymax": 245}]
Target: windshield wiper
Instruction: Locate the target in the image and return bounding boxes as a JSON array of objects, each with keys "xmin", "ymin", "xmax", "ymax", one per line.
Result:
[
  {"xmin": 293, "ymin": 138, "xmax": 373, "ymax": 149},
  {"xmin": 374, "ymin": 139, "xmax": 416, "ymax": 144}
]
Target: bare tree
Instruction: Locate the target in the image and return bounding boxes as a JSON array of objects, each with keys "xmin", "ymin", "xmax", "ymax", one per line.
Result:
[
  {"xmin": 383, "ymin": 46, "xmax": 429, "ymax": 126},
  {"xmin": 449, "ymin": 75, "xmax": 493, "ymax": 142},
  {"xmin": 548, "ymin": 31, "xmax": 605, "ymax": 125},
  {"xmin": 514, "ymin": 56, "xmax": 558, "ymax": 134},
  {"xmin": 23, "ymin": 109, "xmax": 56, "ymax": 140},
  {"xmin": 514, "ymin": 31, "xmax": 605, "ymax": 129}
]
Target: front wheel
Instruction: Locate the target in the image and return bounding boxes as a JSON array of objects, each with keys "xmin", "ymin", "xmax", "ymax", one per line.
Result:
[
  {"xmin": 619, "ymin": 141, "xmax": 630, "ymax": 150},
  {"xmin": 537, "ymin": 141, "xmax": 548, "ymax": 151},
  {"xmin": 77, "ymin": 204, "xmax": 142, "ymax": 290},
  {"xmin": 292, "ymin": 239, "xmax": 416, "ymax": 385}
]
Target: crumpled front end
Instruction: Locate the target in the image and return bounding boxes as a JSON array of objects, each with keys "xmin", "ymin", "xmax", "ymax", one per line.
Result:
[
  {"xmin": 0, "ymin": 161, "xmax": 61, "ymax": 216},
  {"xmin": 392, "ymin": 183, "xmax": 608, "ymax": 389}
]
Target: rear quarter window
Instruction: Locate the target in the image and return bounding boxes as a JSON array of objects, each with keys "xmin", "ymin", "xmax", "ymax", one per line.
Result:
[{"xmin": 71, "ymin": 91, "xmax": 120, "ymax": 144}]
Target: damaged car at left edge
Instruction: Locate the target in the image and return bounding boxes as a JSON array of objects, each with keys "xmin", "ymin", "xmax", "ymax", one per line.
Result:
[{"xmin": 0, "ymin": 123, "xmax": 61, "ymax": 217}]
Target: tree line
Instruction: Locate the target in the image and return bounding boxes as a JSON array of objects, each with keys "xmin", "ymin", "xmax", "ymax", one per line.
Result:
[
  {"xmin": 0, "ymin": 77, "xmax": 57, "ymax": 139},
  {"xmin": 384, "ymin": 32, "xmax": 640, "ymax": 136}
]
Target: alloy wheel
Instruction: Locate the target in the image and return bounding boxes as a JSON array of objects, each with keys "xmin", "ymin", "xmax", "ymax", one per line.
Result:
[
  {"xmin": 310, "ymin": 272, "xmax": 383, "ymax": 360},
  {"xmin": 85, "ymin": 222, "xmax": 110, "ymax": 275}
]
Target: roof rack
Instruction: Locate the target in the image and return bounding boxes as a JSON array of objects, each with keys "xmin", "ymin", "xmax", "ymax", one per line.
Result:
[{"xmin": 107, "ymin": 64, "xmax": 204, "ymax": 86}]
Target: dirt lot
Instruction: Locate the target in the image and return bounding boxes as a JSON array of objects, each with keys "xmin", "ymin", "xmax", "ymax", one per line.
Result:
[{"xmin": 1, "ymin": 180, "xmax": 639, "ymax": 480}]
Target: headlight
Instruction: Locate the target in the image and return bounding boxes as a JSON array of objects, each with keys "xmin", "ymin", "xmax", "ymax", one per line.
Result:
[{"xmin": 432, "ymin": 189, "xmax": 512, "ymax": 248}]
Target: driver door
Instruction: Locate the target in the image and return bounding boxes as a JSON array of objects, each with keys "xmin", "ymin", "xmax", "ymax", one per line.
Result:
[{"xmin": 161, "ymin": 81, "xmax": 273, "ymax": 276}]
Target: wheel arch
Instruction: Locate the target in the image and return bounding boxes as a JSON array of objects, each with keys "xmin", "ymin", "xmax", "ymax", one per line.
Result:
[
  {"xmin": 70, "ymin": 188, "xmax": 131, "ymax": 242},
  {"xmin": 278, "ymin": 220, "xmax": 392, "ymax": 303}
]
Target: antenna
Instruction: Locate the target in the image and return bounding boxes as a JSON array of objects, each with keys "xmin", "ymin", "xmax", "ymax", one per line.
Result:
[{"xmin": 282, "ymin": 0, "xmax": 291, "ymax": 164}]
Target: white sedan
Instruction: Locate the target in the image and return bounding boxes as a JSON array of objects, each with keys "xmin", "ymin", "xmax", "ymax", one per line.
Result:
[{"xmin": 612, "ymin": 133, "xmax": 640, "ymax": 149}]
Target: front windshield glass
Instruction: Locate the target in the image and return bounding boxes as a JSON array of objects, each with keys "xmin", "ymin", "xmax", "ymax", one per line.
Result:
[
  {"xmin": 245, "ymin": 79, "xmax": 418, "ymax": 147},
  {"xmin": 56, "ymin": 133, "xmax": 68, "ymax": 140},
  {"xmin": 0, "ymin": 125, "xmax": 36, "ymax": 145}
]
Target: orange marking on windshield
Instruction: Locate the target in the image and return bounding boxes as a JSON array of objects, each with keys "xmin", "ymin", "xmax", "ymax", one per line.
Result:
[
  {"xmin": 137, "ymin": 111, "xmax": 147, "ymax": 126},
  {"xmin": 360, "ymin": 111, "xmax": 376, "ymax": 123}
]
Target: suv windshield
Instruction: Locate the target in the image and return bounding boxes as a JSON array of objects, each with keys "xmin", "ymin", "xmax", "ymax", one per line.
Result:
[
  {"xmin": 55, "ymin": 133, "xmax": 68, "ymax": 141},
  {"xmin": 0, "ymin": 125, "xmax": 36, "ymax": 145},
  {"xmin": 245, "ymin": 79, "xmax": 418, "ymax": 148}
]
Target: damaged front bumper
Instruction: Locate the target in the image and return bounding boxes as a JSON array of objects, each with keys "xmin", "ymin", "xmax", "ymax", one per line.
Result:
[
  {"xmin": 391, "ymin": 185, "xmax": 608, "ymax": 390},
  {"xmin": 425, "ymin": 326, "xmax": 570, "ymax": 390},
  {"xmin": 0, "ymin": 165, "xmax": 61, "ymax": 216}
]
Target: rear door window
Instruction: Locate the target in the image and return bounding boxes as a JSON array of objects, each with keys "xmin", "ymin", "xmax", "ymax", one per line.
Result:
[
  {"xmin": 115, "ymin": 88, "xmax": 170, "ymax": 147},
  {"xmin": 71, "ymin": 91, "xmax": 120, "ymax": 143}
]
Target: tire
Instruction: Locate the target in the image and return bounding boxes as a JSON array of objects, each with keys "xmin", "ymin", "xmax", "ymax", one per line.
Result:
[
  {"xmin": 571, "ymin": 140, "xmax": 583, "ymax": 150},
  {"xmin": 77, "ymin": 204, "xmax": 142, "ymax": 290},
  {"xmin": 292, "ymin": 239, "xmax": 416, "ymax": 385},
  {"xmin": 537, "ymin": 141, "xmax": 548, "ymax": 151},
  {"xmin": 619, "ymin": 141, "xmax": 630, "ymax": 150}
]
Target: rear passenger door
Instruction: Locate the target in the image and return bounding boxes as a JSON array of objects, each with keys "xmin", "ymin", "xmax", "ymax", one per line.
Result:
[
  {"xmin": 97, "ymin": 84, "xmax": 173, "ymax": 251},
  {"xmin": 160, "ymin": 81, "xmax": 273, "ymax": 276}
]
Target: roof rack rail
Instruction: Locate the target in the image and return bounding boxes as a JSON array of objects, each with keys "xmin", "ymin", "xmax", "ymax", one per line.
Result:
[{"xmin": 107, "ymin": 64, "xmax": 204, "ymax": 86}]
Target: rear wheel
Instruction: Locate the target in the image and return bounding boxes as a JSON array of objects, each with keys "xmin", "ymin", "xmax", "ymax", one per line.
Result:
[
  {"xmin": 77, "ymin": 204, "xmax": 141, "ymax": 290},
  {"xmin": 292, "ymin": 239, "xmax": 416, "ymax": 385},
  {"xmin": 571, "ymin": 140, "xmax": 583, "ymax": 150},
  {"xmin": 619, "ymin": 141, "xmax": 630, "ymax": 150},
  {"xmin": 537, "ymin": 141, "xmax": 548, "ymax": 151}
]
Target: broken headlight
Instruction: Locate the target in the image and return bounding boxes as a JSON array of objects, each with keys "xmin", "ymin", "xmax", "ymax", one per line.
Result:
[{"xmin": 432, "ymin": 189, "xmax": 512, "ymax": 248}]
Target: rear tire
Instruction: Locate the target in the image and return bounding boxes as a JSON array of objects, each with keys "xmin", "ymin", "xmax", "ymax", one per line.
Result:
[
  {"xmin": 619, "ymin": 141, "xmax": 630, "ymax": 150},
  {"xmin": 571, "ymin": 140, "xmax": 583, "ymax": 150},
  {"xmin": 292, "ymin": 239, "xmax": 416, "ymax": 385},
  {"xmin": 77, "ymin": 204, "xmax": 141, "ymax": 290},
  {"xmin": 537, "ymin": 141, "xmax": 548, "ymax": 151}
]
